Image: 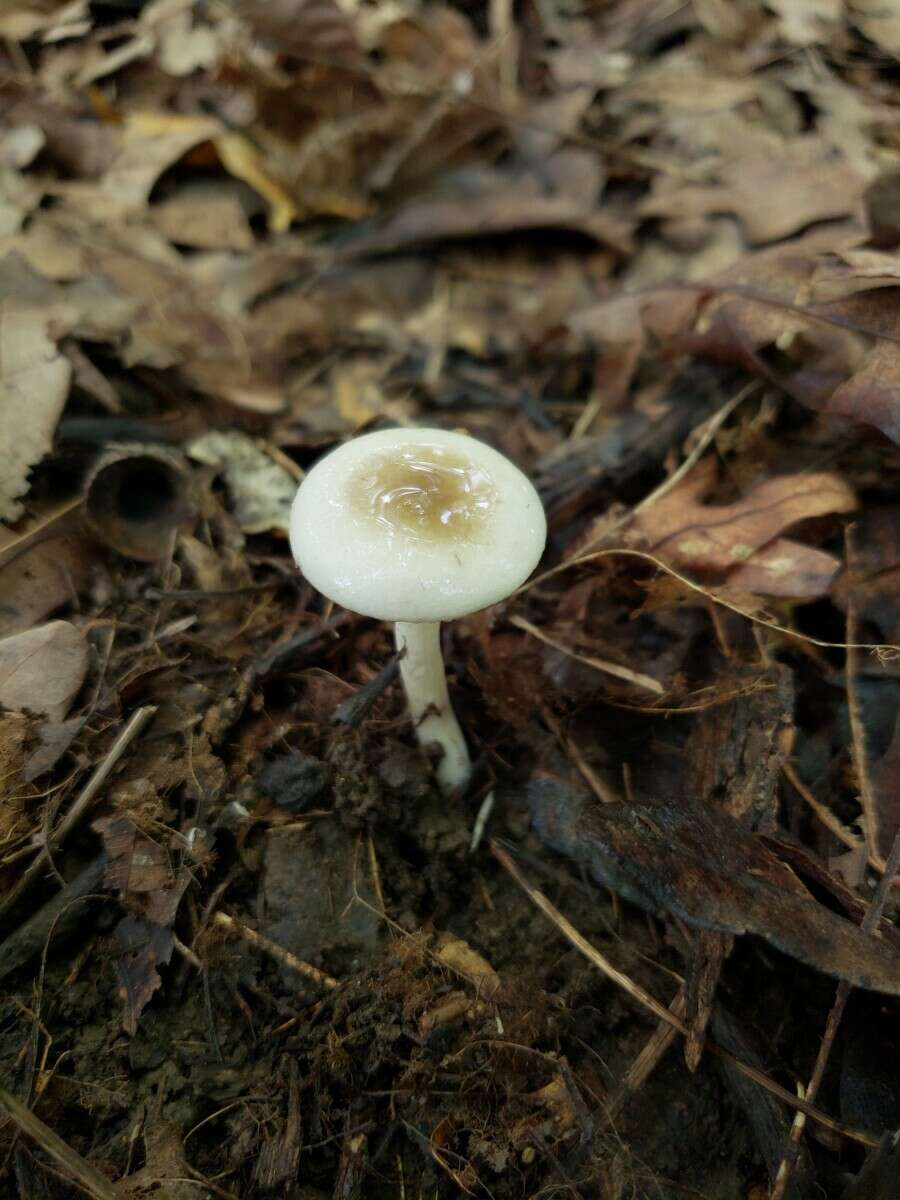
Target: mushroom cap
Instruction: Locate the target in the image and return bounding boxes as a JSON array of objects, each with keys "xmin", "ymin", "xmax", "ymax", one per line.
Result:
[{"xmin": 290, "ymin": 427, "xmax": 546, "ymax": 622}]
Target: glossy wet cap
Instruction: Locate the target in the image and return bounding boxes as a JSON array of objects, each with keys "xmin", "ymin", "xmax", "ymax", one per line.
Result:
[{"xmin": 290, "ymin": 427, "xmax": 546, "ymax": 622}]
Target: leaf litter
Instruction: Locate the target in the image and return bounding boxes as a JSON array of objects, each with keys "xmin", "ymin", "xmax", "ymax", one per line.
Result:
[{"xmin": 0, "ymin": 3, "xmax": 899, "ymax": 1199}]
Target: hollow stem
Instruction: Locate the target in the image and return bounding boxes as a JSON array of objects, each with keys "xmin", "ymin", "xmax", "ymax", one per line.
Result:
[{"xmin": 394, "ymin": 620, "xmax": 472, "ymax": 795}]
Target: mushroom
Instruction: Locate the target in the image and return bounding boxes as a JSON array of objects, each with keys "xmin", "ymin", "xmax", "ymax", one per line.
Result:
[{"xmin": 290, "ymin": 427, "xmax": 546, "ymax": 794}]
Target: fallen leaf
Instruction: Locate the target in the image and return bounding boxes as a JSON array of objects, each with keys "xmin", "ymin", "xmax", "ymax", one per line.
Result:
[
  {"xmin": 187, "ymin": 430, "xmax": 297, "ymax": 533},
  {"xmin": 819, "ymin": 337, "xmax": 900, "ymax": 443},
  {"xmin": 0, "ymin": 621, "xmax": 89, "ymax": 721},
  {"xmin": 641, "ymin": 133, "xmax": 866, "ymax": 245},
  {"xmin": 215, "ymin": 131, "xmax": 297, "ymax": 234},
  {"xmin": 869, "ymin": 712, "xmax": 900, "ymax": 867},
  {"xmin": 768, "ymin": 0, "xmax": 841, "ymax": 46},
  {"xmin": 0, "ymin": 1, "xmax": 89, "ymax": 41},
  {"xmin": 849, "ymin": 0, "xmax": 900, "ymax": 56},
  {"xmin": 95, "ymin": 816, "xmax": 174, "ymax": 895},
  {"xmin": 63, "ymin": 112, "xmax": 222, "ymax": 221},
  {"xmin": 725, "ymin": 538, "xmax": 843, "ymax": 599},
  {"xmin": 633, "ymin": 457, "xmax": 856, "ymax": 578},
  {"xmin": 0, "ymin": 531, "xmax": 94, "ymax": 637},
  {"xmin": 24, "ymin": 714, "xmax": 85, "ymax": 782},
  {"xmin": 0, "ymin": 304, "xmax": 72, "ymax": 522},
  {"xmin": 529, "ymin": 779, "xmax": 900, "ymax": 996},
  {"xmin": 435, "ymin": 933, "xmax": 501, "ymax": 998},
  {"xmin": 150, "ymin": 185, "xmax": 254, "ymax": 251},
  {"xmin": 344, "ymin": 150, "xmax": 628, "ymax": 256},
  {"xmin": 142, "ymin": 0, "xmax": 219, "ymax": 77},
  {"xmin": 95, "ymin": 814, "xmax": 192, "ymax": 1031},
  {"xmin": 113, "ymin": 916, "xmax": 177, "ymax": 1037}
]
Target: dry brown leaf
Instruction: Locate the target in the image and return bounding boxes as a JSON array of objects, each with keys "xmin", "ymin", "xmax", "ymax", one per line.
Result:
[
  {"xmin": 849, "ymin": 0, "xmax": 900, "ymax": 55},
  {"xmin": 869, "ymin": 712, "xmax": 900, "ymax": 867},
  {"xmin": 641, "ymin": 134, "xmax": 865, "ymax": 244},
  {"xmin": 186, "ymin": 430, "xmax": 297, "ymax": 533},
  {"xmin": 0, "ymin": 304, "xmax": 72, "ymax": 522},
  {"xmin": 633, "ymin": 457, "xmax": 856, "ymax": 574},
  {"xmin": 725, "ymin": 538, "xmax": 842, "ymax": 599},
  {"xmin": 0, "ymin": 533, "xmax": 94, "ymax": 637},
  {"xmin": 435, "ymin": 933, "xmax": 501, "ymax": 999},
  {"xmin": 810, "ymin": 247, "xmax": 900, "ymax": 302},
  {"xmin": 215, "ymin": 132, "xmax": 297, "ymax": 234},
  {"xmin": 345, "ymin": 150, "xmax": 628, "ymax": 256},
  {"xmin": 822, "ymin": 338, "xmax": 900, "ymax": 443},
  {"xmin": 142, "ymin": 0, "xmax": 219, "ymax": 77},
  {"xmin": 61, "ymin": 112, "xmax": 222, "ymax": 221},
  {"xmin": 0, "ymin": 621, "xmax": 88, "ymax": 721},
  {"xmin": 768, "ymin": 0, "xmax": 841, "ymax": 45},
  {"xmin": 150, "ymin": 186, "xmax": 254, "ymax": 251},
  {"xmin": 0, "ymin": 1, "xmax": 89, "ymax": 41}
]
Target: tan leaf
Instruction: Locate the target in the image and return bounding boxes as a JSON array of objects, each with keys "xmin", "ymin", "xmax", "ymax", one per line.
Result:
[
  {"xmin": 823, "ymin": 339, "xmax": 900, "ymax": 443},
  {"xmin": 634, "ymin": 457, "xmax": 856, "ymax": 573},
  {"xmin": 849, "ymin": 0, "xmax": 900, "ymax": 56},
  {"xmin": 0, "ymin": 621, "xmax": 89, "ymax": 722},
  {"xmin": 726, "ymin": 538, "xmax": 842, "ymax": 599},
  {"xmin": 0, "ymin": 304, "xmax": 71, "ymax": 522}
]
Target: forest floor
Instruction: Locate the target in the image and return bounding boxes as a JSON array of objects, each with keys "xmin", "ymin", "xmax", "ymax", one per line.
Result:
[{"xmin": 1, "ymin": 2, "xmax": 900, "ymax": 1198}]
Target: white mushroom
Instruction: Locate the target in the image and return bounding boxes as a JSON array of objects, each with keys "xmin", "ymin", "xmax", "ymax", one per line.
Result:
[{"xmin": 290, "ymin": 427, "xmax": 546, "ymax": 794}]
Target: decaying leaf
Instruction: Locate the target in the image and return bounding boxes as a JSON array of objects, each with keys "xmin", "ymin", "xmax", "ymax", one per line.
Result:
[
  {"xmin": 94, "ymin": 815, "xmax": 192, "ymax": 1033},
  {"xmin": 849, "ymin": 0, "xmax": 900, "ymax": 56},
  {"xmin": 869, "ymin": 713, "xmax": 900, "ymax": 868},
  {"xmin": 633, "ymin": 457, "xmax": 856, "ymax": 592},
  {"xmin": 0, "ymin": 621, "xmax": 88, "ymax": 722},
  {"xmin": 435, "ymin": 932, "xmax": 500, "ymax": 998},
  {"xmin": 641, "ymin": 133, "xmax": 866, "ymax": 245},
  {"xmin": 725, "ymin": 538, "xmax": 844, "ymax": 599},
  {"xmin": 529, "ymin": 778, "xmax": 900, "ymax": 996},
  {"xmin": 0, "ymin": 305, "xmax": 72, "ymax": 522},
  {"xmin": 187, "ymin": 430, "xmax": 297, "ymax": 533}
]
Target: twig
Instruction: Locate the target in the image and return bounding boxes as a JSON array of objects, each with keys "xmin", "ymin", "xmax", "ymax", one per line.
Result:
[
  {"xmin": 632, "ymin": 383, "xmax": 759, "ymax": 517},
  {"xmin": 0, "ymin": 707, "xmax": 157, "ymax": 923},
  {"xmin": 603, "ymin": 987, "xmax": 688, "ymax": 1124},
  {"xmin": 490, "ymin": 840, "xmax": 880, "ymax": 1149},
  {"xmin": 516, "ymin": 547, "xmax": 898, "ymax": 659},
  {"xmin": 781, "ymin": 761, "xmax": 862, "ymax": 853},
  {"xmin": 366, "ymin": 834, "xmax": 386, "ymax": 915},
  {"xmin": 0, "ymin": 1086, "xmax": 119, "ymax": 1200},
  {"xmin": 509, "ymin": 614, "xmax": 663, "ymax": 695},
  {"xmin": 845, "ymin": 527, "xmax": 886, "ymax": 869},
  {"xmin": 213, "ymin": 912, "xmax": 339, "ymax": 990}
]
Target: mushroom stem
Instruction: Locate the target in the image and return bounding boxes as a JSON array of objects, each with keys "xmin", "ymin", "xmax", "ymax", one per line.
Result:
[{"xmin": 395, "ymin": 620, "xmax": 472, "ymax": 795}]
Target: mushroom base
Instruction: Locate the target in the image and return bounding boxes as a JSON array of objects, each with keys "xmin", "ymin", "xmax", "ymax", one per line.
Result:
[{"xmin": 395, "ymin": 620, "xmax": 472, "ymax": 795}]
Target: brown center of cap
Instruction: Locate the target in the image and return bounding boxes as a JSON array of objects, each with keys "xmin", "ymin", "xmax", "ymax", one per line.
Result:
[{"xmin": 347, "ymin": 445, "xmax": 497, "ymax": 544}]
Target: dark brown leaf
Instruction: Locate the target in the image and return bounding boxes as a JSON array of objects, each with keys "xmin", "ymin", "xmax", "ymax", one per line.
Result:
[{"xmin": 529, "ymin": 778, "xmax": 900, "ymax": 996}]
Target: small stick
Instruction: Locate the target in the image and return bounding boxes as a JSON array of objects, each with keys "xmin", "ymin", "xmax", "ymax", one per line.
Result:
[
  {"xmin": 781, "ymin": 761, "xmax": 862, "ymax": 854},
  {"xmin": 845, "ymin": 527, "xmax": 887, "ymax": 871},
  {"xmin": 510, "ymin": 614, "xmax": 663, "ymax": 695},
  {"xmin": 213, "ymin": 912, "xmax": 338, "ymax": 990},
  {"xmin": 602, "ymin": 987, "xmax": 688, "ymax": 1124},
  {"xmin": 0, "ymin": 1086, "xmax": 119, "ymax": 1200},
  {"xmin": 0, "ymin": 706, "xmax": 156, "ymax": 923},
  {"xmin": 632, "ymin": 383, "xmax": 760, "ymax": 519},
  {"xmin": 491, "ymin": 840, "xmax": 880, "ymax": 1149}
]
